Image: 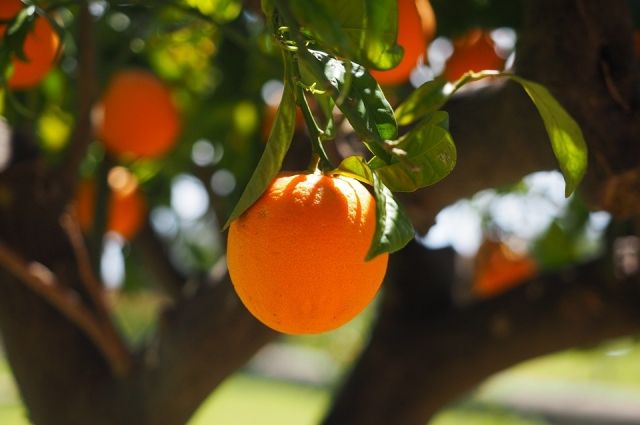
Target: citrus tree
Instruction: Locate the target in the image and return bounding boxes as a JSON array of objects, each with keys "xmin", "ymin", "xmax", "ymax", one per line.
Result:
[{"xmin": 0, "ymin": 0, "xmax": 639, "ymax": 424}]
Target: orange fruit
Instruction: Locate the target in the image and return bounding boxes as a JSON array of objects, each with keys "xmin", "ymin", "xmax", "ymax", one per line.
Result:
[
  {"xmin": 0, "ymin": 0, "xmax": 61, "ymax": 89},
  {"xmin": 74, "ymin": 167, "xmax": 147, "ymax": 240},
  {"xmin": 261, "ymin": 103, "xmax": 304, "ymax": 143},
  {"xmin": 95, "ymin": 70, "xmax": 180, "ymax": 158},
  {"xmin": 227, "ymin": 172, "xmax": 389, "ymax": 334},
  {"xmin": 443, "ymin": 28, "xmax": 504, "ymax": 82},
  {"xmin": 370, "ymin": 0, "xmax": 436, "ymax": 86},
  {"xmin": 472, "ymin": 239, "xmax": 537, "ymax": 299}
]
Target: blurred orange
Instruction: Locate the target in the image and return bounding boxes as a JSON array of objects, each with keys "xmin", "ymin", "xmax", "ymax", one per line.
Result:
[
  {"xmin": 261, "ymin": 103, "xmax": 305, "ymax": 142},
  {"xmin": 74, "ymin": 167, "xmax": 147, "ymax": 240},
  {"xmin": 473, "ymin": 239, "xmax": 537, "ymax": 299},
  {"xmin": 95, "ymin": 70, "xmax": 181, "ymax": 158},
  {"xmin": 443, "ymin": 29, "xmax": 504, "ymax": 82},
  {"xmin": 0, "ymin": 0, "xmax": 61, "ymax": 89},
  {"xmin": 371, "ymin": 0, "xmax": 436, "ymax": 86}
]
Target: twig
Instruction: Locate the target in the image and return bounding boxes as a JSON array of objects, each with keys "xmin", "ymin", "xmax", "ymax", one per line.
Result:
[
  {"xmin": 60, "ymin": 212, "xmax": 108, "ymax": 316},
  {"xmin": 56, "ymin": 0, "xmax": 95, "ymax": 196},
  {"xmin": 600, "ymin": 59, "xmax": 632, "ymax": 112},
  {"xmin": 0, "ymin": 241, "xmax": 132, "ymax": 376}
]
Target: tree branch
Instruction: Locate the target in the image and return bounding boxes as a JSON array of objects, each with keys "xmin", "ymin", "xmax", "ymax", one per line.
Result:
[
  {"xmin": 137, "ymin": 275, "xmax": 276, "ymax": 425},
  {"xmin": 60, "ymin": 211, "xmax": 110, "ymax": 318},
  {"xmin": 135, "ymin": 221, "xmax": 187, "ymax": 301},
  {"xmin": 322, "ymin": 241, "xmax": 640, "ymax": 425},
  {"xmin": 57, "ymin": 0, "xmax": 95, "ymax": 197},
  {"xmin": 0, "ymin": 241, "xmax": 132, "ymax": 377}
]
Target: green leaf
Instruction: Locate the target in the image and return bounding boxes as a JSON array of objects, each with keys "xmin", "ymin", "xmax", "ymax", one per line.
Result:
[
  {"xmin": 328, "ymin": 0, "xmax": 403, "ymax": 69},
  {"xmin": 334, "ymin": 156, "xmax": 415, "ymax": 259},
  {"xmin": 510, "ymin": 76, "xmax": 587, "ymax": 197},
  {"xmin": 368, "ymin": 171, "xmax": 415, "ymax": 259},
  {"xmin": 394, "ymin": 71, "xmax": 588, "ymax": 195},
  {"xmin": 370, "ymin": 111, "xmax": 456, "ymax": 191},
  {"xmin": 395, "ymin": 78, "xmax": 450, "ymax": 125},
  {"xmin": 299, "ymin": 49, "xmax": 396, "ymax": 160},
  {"xmin": 334, "ymin": 155, "xmax": 375, "ymax": 185},
  {"xmin": 289, "ymin": 0, "xmax": 402, "ymax": 70},
  {"xmin": 224, "ymin": 62, "xmax": 297, "ymax": 228},
  {"xmin": 184, "ymin": 0, "xmax": 242, "ymax": 22},
  {"xmin": 316, "ymin": 92, "xmax": 336, "ymax": 139}
]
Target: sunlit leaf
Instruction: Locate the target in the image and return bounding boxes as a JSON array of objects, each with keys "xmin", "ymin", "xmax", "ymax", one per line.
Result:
[
  {"xmin": 510, "ymin": 76, "xmax": 588, "ymax": 197},
  {"xmin": 334, "ymin": 155, "xmax": 375, "ymax": 185},
  {"xmin": 289, "ymin": 0, "xmax": 402, "ymax": 70},
  {"xmin": 395, "ymin": 78, "xmax": 450, "ymax": 125},
  {"xmin": 184, "ymin": 0, "xmax": 242, "ymax": 22},
  {"xmin": 300, "ymin": 49, "xmax": 396, "ymax": 161},
  {"xmin": 370, "ymin": 111, "xmax": 456, "ymax": 191}
]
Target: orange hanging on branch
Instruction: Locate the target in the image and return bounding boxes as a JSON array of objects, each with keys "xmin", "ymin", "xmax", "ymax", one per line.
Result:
[
  {"xmin": 227, "ymin": 172, "xmax": 388, "ymax": 334},
  {"xmin": 95, "ymin": 70, "xmax": 181, "ymax": 159},
  {"xmin": 443, "ymin": 28, "xmax": 505, "ymax": 82},
  {"xmin": 0, "ymin": 0, "xmax": 61, "ymax": 89}
]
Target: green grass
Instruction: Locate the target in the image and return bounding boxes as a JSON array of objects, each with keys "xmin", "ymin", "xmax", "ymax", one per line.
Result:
[
  {"xmin": 0, "ymin": 405, "xmax": 29, "ymax": 425},
  {"xmin": 189, "ymin": 375, "xmax": 330, "ymax": 425},
  {"xmin": 0, "ymin": 360, "xmax": 27, "ymax": 425},
  {"xmin": 431, "ymin": 406, "xmax": 549, "ymax": 425}
]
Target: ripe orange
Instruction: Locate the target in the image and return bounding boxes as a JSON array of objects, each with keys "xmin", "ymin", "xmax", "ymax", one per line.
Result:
[
  {"xmin": 0, "ymin": 0, "xmax": 61, "ymax": 89},
  {"xmin": 95, "ymin": 70, "xmax": 180, "ymax": 158},
  {"xmin": 74, "ymin": 167, "xmax": 147, "ymax": 240},
  {"xmin": 443, "ymin": 28, "xmax": 504, "ymax": 82},
  {"xmin": 472, "ymin": 239, "xmax": 537, "ymax": 299},
  {"xmin": 227, "ymin": 172, "xmax": 389, "ymax": 334},
  {"xmin": 370, "ymin": 0, "xmax": 436, "ymax": 86}
]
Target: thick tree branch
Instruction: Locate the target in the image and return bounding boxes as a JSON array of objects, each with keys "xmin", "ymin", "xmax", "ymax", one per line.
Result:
[
  {"xmin": 60, "ymin": 211, "xmax": 111, "ymax": 319},
  {"xmin": 134, "ymin": 274, "xmax": 276, "ymax": 425},
  {"xmin": 322, "ymin": 242, "xmax": 640, "ymax": 425},
  {"xmin": 0, "ymin": 241, "xmax": 131, "ymax": 376},
  {"xmin": 136, "ymin": 221, "xmax": 187, "ymax": 301}
]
